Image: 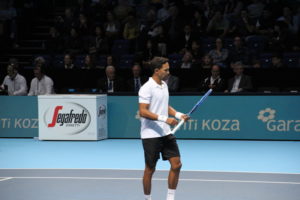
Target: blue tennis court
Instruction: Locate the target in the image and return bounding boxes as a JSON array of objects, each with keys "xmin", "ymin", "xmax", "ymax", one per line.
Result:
[{"xmin": 0, "ymin": 138, "xmax": 300, "ymax": 200}]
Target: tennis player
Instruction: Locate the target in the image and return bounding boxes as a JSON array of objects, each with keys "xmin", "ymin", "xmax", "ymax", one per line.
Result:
[{"xmin": 138, "ymin": 57, "xmax": 189, "ymax": 200}]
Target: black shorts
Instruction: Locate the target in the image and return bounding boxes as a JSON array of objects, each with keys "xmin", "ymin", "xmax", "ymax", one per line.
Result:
[{"xmin": 142, "ymin": 134, "xmax": 180, "ymax": 168}]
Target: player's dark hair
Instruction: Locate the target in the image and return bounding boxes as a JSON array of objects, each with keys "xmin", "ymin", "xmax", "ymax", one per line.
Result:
[{"xmin": 150, "ymin": 57, "xmax": 168, "ymax": 74}]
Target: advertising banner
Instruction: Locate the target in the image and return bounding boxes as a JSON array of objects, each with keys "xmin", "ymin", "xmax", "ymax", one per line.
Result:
[
  {"xmin": 1, "ymin": 95, "xmax": 299, "ymax": 140},
  {"xmin": 0, "ymin": 96, "xmax": 38, "ymax": 137},
  {"xmin": 108, "ymin": 95, "xmax": 300, "ymax": 140},
  {"xmin": 38, "ymin": 95, "xmax": 107, "ymax": 140}
]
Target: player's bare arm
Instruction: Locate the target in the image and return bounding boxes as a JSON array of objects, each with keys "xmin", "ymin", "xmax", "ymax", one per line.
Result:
[{"xmin": 139, "ymin": 103, "xmax": 178, "ymax": 126}]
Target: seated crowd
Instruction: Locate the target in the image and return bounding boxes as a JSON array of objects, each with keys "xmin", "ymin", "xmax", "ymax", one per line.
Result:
[{"xmin": 1, "ymin": 0, "xmax": 300, "ymax": 95}]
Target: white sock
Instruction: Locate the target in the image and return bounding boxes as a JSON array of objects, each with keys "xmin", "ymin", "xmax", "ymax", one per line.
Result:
[
  {"xmin": 145, "ymin": 194, "xmax": 152, "ymax": 200},
  {"xmin": 166, "ymin": 189, "xmax": 176, "ymax": 200}
]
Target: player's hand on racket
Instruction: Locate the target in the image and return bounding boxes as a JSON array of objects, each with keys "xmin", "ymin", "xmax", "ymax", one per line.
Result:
[
  {"xmin": 181, "ymin": 114, "xmax": 190, "ymax": 122},
  {"xmin": 166, "ymin": 118, "xmax": 178, "ymax": 126}
]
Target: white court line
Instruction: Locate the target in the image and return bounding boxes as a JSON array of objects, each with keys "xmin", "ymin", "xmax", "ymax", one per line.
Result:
[
  {"xmin": 0, "ymin": 177, "xmax": 299, "ymax": 185},
  {"xmin": 0, "ymin": 168, "xmax": 300, "ymax": 175},
  {"xmin": 0, "ymin": 177, "xmax": 12, "ymax": 182}
]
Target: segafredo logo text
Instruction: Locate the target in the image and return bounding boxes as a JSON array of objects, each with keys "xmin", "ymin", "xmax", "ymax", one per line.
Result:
[
  {"xmin": 44, "ymin": 103, "xmax": 91, "ymax": 135},
  {"xmin": 257, "ymin": 108, "xmax": 300, "ymax": 132}
]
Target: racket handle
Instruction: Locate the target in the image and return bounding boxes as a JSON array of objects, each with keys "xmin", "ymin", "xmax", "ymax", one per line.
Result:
[{"xmin": 169, "ymin": 119, "xmax": 185, "ymax": 134}]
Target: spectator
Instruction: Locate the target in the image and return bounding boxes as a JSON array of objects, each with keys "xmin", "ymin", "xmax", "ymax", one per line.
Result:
[
  {"xmin": 180, "ymin": 51, "xmax": 194, "ymax": 69},
  {"xmin": 191, "ymin": 9, "xmax": 208, "ymax": 36},
  {"xmin": 137, "ymin": 8, "xmax": 156, "ymax": 53},
  {"xmin": 64, "ymin": 28, "xmax": 83, "ymax": 54},
  {"xmin": 153, "ymin": 25, "xmax": 168, "ymax": 56},
  {"xmin": 229, "ymin": 10, "xmax": 255, "ymax": 37},
  {"xmin": 199, "ymin": 64, "xmax": 225, "ymax": 92},
  {"xmin": 255, "ymin": 8, "xmax": 274, "ymax": 36},
  {"xmin": 268, "ymin": 21, "xmax": 291, "ymax": 52},
  {"xmin": 139, "ymin": 8, "xmax": 157, "ymax": 41},
  {"xmin": 88, "ymin": 26, "xmax": 109, "ymax": 55},
  {"xmin": 201, "ymin": 54, "xmax": 213, "ymax": 69},
  {"xmin": 224, "ymin": 0, "xmax": 244, "ymax": 18},
  {"xmin": 82, "ymin": 54, "xmax": 96, "ymax": 69},
  {"xmin": 143, "ymin": 39, "xmax": 157, "ymax": 63},
  {"xmin": 76, "ymin": 13, "xmax": 91, "ymax": 37},
  {"xmin": 63, "ymin": 53, "xmax": 75, "ymax": 69},
  {"xmin": 277, "ymin": 6, "xmax": 299, "ymax": 34},
  {"xmin": 113, "ymin": 0, "xmax": 133, "ymax": 24},
  {"xmin": 127, "ymin": 64, "xmax": 147, "ymax": 92},
  {"xmin": 46, "ymin": 26, "xmax": 63, "ymax": 54},
  {"xmin": 229, "ymin": 36, "xmax": 252, "ymax": 65},
  {"xmin": 163, "ymin": 72, "xmax": 179, "ymax": 92},
  {"xmin": 56, "ymin": 8, "xmax": 75, "ymax": 36},
  {"xmin": 97, "ymin": 65, "xmax": 124, "ymax": 93},
  {"xmin": 123, "ymin": 14, "xmax": 139, "ymax": 52},
  {"xmin": 106, "ymin": 55, "xmax": 115, "ymax": 67},
  {"xmin": 270, "ymin": 53, "xmax": 286, "ymax": 68},
  {"xmin": 225, "ymin": 62, "xmax": 253, "ymax": 93},
  {"xmin": 178, "ymin": 24, "xmax": 198, "ymax": 53},
  {"xmin": 165, "ymin": 5, "xmax": 184, "ymax": 52},
  {"xmin": 190, "ymin": 40, "xmax": 203, "ymax": 65},
  {"xmin": 247, "ymin": 0, "xmax": 265, "ymax": 20},
  {"xmin": 206, "ymin": 10, "xmax": 230, "ymax": 38},
  {"xmin": 104, "ymin": 11, "xmax": 121, "ymax": 43},
  {"xmin": 156, "ymin": 0, "xmax": 170, "ymax": 23},
  {"xmin": 208, "ymin": 38, "xmax": 229, "ymax": 67},
  {"xmin": 0, "ymin": 63, "xmax": 27, "ymax": 96},
  {"xmin": 28, "ymin": 64, "xmax": 54, "ymax": 96}
]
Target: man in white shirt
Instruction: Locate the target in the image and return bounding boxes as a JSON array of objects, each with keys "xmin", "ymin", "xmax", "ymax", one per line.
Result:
[
  {"xmin": 28, "ymin": 64, "xmax": 54, "ymax": 96},
  {"xmin": 0, "ymin": 64, "xmax": 27, "ymax": 96},
  {"xmin": 139, "ymin": 57, "xmax": 189, "ymax": 200}
]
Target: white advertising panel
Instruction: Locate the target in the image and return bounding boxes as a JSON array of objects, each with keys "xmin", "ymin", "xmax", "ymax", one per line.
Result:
[{"xmin": 38, "ymin": 95, "xmax": 107, "ymax": 140}]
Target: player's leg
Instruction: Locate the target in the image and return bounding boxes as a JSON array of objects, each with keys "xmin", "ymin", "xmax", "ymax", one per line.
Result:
[
  {"xmin": 168, "ymin": 156, "xmax": 182, "ymax": 189},
  {"xmin": 162, "ymin": 135, "xmax": 182, "ymax": 200},
  {"xmin": 143, "ymin": 163, "xmax": 156, "ymax": 196},
  {"xmin": 142, "ymin": 137, "xmax": 162, "ymax": 199}
]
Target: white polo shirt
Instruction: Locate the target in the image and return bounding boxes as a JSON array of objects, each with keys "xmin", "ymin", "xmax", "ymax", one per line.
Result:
[
  {"xmin": 28, "ymin": 75, "xmax": 54, "ymax": 96},
  {"xmin": 2, "ymin": 73, "xmax": 28, "ymax": 96},
  {"xmin": 139, "ymin": 77, "xmax": 171, "ymax": 139}
]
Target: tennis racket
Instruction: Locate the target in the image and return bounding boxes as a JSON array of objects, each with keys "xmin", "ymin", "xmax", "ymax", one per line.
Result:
[{"xmin": 169, "ymin": 89, "xmax": 213, "ymax": 134}]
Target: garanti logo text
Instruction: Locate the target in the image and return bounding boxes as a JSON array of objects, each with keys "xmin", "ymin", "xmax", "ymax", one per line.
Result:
[
  {"xmin": 257, "ymin": 108, "xmax": 300, "ymax": 132},
  {"xmin": 44, "ymin": 103, "xmax": 91, "ymax": 135}
]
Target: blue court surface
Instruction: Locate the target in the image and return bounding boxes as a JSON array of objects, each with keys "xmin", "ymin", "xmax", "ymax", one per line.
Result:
[{"xmin": 0, "ymin": 138, "xmax": 300, "ymax": 200}]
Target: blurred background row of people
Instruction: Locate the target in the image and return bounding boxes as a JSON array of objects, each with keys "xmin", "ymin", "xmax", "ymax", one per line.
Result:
[{"xmin": 1, "ymin": 57, "xmax": 255, "ymax": 95}]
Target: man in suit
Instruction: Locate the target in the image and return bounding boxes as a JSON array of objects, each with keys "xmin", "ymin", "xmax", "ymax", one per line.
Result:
[
  {"xmin": 127, "ymin": 64, "xmax": 147, "ymax": 93},
  {"xmin": 163, "ymin": 73, "xmax": 179, "ymax": 92},
  {"xmin": 200, "ymin": 64, "xmax": 225, "ymax": 92},
  {"xmin": 225, "ymin": 62, "xmax": 253, "ymax": 93},
  {"xmin": 97, "ymin": 65, "xmax": 124, "ymax": 93}
]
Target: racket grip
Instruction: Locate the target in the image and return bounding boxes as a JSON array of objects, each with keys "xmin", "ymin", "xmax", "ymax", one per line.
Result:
[{"xmin": 170, "ymin": 119, "xmax": 185, "ymax": 134}]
